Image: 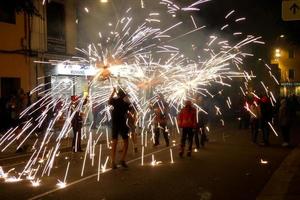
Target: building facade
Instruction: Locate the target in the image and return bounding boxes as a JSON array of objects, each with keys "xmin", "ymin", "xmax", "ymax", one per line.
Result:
[
  {"xmin": 271, "ymin": 42, "xmax": 300, "ymax": 96},
  {"xmin": 0, "ymin": 0, "xmax": 77, "ymax": 98}
]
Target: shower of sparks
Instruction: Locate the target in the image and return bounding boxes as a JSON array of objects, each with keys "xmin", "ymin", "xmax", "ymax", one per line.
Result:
[
  {"xmin": 31, "ymin": 178, "xmax": 41, "ymax": 187},
  {"xmin": 0, "ymin": 0, "xmax": 280, "ymax": 188},
  {"xmin": 150, "ymin": 154, "xmax": 162, "ymax": 166},
  {"xmin": 55, "ymin": 160, "xmax": 70, "ymax": 188},
  {"xmin": 56, "ymin": 180, "xmax": 67, "ymax": 189}
]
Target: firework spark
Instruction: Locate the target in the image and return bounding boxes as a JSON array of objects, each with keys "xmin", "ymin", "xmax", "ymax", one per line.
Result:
[{"xmin": 0, "ymin": 0, "xmax": 280, "ymax": 189}]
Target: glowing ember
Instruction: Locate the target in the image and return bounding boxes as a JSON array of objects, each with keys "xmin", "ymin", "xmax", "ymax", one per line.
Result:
[
  {"xmin": 31, "ymin": 179, "xmax": 41, "ymax": 187},
  {"xmin": 260, "ymin": 159, "xmax": 268, "ymax": 165},
  {"xmin": 56, "ymin": 180, "xmax": 67, "ymax": 188}
]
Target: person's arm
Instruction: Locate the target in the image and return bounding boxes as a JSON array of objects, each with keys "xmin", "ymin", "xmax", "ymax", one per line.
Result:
[
  {"xmin": 108, "ymin": 88, "xmax": 116, "ymax": 105},
  {"xmin": 83, "ymin": 95, "xmax": 89, "ymax": 105}
]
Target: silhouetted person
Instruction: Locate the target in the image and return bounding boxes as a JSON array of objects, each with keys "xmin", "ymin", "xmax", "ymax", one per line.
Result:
[
  {"xmin": 152, "ymin": 105, "xmax": 169, "ymax": 147},
  {"xmin": 127, "ymin": 105, "xmax": 138, "ymax": 153},
  {"xmin": 194, "ymin": 96, "xmax": 208, "ymax": 149},
  {"xmin": 71, "ymin": 96, "xmax": 84, "ymax": 152},
  {"xmin": 109, "ymin": 88, "xmax": 131, "ymax": 169},
  {"xmin": 250, "ymin": 98, "xmax": 261, "ymax": 144},
  {"xmin": 279, "ymin": 98, "xmax": 291, "ymax": 147},
  {"xmin": 178, "ymin": 100, "xmax": 197, "ymax": 157},
  {"xmin": 260, "ymin": 96, "xmax": 273, "ymax": 146}
]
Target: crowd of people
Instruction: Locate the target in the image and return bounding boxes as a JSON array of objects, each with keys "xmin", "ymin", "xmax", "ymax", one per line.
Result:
[
  {"xmin": 105, "ymin": 89, "xmax": 210, "ymax": 168},
  {"xmin": 107, "ymin": 90, "xmax": 299, "ymax": 168},
  {"xmin": 241, "ymin": 94, "xmax": 300, "ymax": 147},
  {"xmin": 0, "ymin": 89, "xmax": 31, "ymax": 132},
  {"xmin": 1, "ymin": 87, "xmax": 299, "ymax": 169}
]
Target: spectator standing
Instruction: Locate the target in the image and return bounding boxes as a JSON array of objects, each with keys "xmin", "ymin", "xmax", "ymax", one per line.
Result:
[
  {"xmin": 260, "ymin": 96, "xmax": 273, "ymax": 146},
  {"xmin": 279, "ymin": 98, "xmax": 291, "ymax": 147},
  {"xmin": 250, "ymin": 98, "xmax": 261, "ymax": 144},
  {"xmin": 152, "ymin": 104, "xmax": 169, "ymax": 147},
  {"xmin": 178, "ymin": 100, "xmax": 197, "ymax": 157},
  {"xmin": 194, "ymin": 97, "xmax": 208, "ymax": 149},
  {"xmin": 127, "ymin": 106, "xmax": 138, "ymax": 153},
  {"xmin": 70, "ymin": 96, "xmax": 84, "ymax": 152}
]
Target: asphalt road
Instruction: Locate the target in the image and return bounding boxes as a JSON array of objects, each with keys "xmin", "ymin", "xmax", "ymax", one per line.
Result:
[{"xmin": 0, "ymin": 121, "xmax": 298, "ymax": 200}]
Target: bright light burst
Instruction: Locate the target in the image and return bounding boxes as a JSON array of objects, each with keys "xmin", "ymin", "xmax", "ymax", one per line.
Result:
[{"xmin": 0, "ymin": 0, "xmax": 278, "ymax": 188}]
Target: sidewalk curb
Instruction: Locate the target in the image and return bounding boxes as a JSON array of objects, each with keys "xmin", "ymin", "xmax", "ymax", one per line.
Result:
[{"xmin": 257, "ymin": 146, "xmax": 300, "ymax": 200}]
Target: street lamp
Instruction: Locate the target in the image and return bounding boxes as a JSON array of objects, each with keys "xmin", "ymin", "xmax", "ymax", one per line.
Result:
[
  {"xmin": 280, "ymin": 34, "xmax": 285, "ymax": 38},
  {"xmin": 99, "ymin": 0, "xmax": 118, "ymax": 21},
  {"xmin": 275, "ymin": 49, "xmax": 281, "ymax": 58}
]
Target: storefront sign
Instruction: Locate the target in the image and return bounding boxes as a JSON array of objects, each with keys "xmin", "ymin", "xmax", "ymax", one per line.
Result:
[
  {"xmin": 55, "ymin": 64, "xmax": 98, "ymax": 76},
  {"xmin": 281, "ymin": 82, "xmax": 300, "ymax": 86}
]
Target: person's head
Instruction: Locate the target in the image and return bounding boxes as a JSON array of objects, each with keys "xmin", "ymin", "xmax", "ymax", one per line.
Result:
[
  {"xmin": 156, "ymin": 93, "xmax": 164, "ymax": 101},
  {"xmin": 71, "ymin": 95, "xmax": 79, "ymax": 102},
  {"xmin": 17, "ymin": 88, "xmax": 24, "ymax": 95},
  {"xmin": 154, "ymin": 106, "xmax": 161, "ymax": 114},
  {"xmin": 129, "ymin": 105, "xmax": 135, "ymax": 113},
  {"xmin": 117, "ymin": 88, "xmax": 127, "ymax": 98},
  {"xmin": 253, "ymin": 97, "xmax": 260, "ymax": 104},
  {"xmin": 198, "ymin": 95, "xmax": 203, "ymax": 102},
  {"xmin": 71, "ymin": 95, "xmax": 79, "ymax": 106},
  {"xmin": 185, "ymin": 100, "xmax": 192, "ymax": 108},
  {"xmin": 280, "ymin": 98, "xmax": 287, "ymax": 106},
  {"xmin": 261, "ymin": 96, "xmax": 269, "ymax": 103}
]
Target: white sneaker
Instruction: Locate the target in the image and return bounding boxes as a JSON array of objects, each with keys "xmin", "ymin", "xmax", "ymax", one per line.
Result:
[{"xmin": 282, "ymin": 142, "xmax": 289, "ymax": 147}]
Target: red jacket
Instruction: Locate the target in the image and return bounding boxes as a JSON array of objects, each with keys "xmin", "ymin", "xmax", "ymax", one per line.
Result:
[{"xmin": 178, "ymin": 106, "xmax": 197, "ymax": 128}]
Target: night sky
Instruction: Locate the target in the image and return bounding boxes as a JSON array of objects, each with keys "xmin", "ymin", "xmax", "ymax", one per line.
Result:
[
  {"xmin": 76, "ymin": 0, "xmax": 300, "ymax": 60},
  {"xmin": 194, "ymin": 0, "xmax": 300, "ymax": 44},
  {"xmin": 78, "ymin": 0, "xmax": 300, "ymax": 43}
]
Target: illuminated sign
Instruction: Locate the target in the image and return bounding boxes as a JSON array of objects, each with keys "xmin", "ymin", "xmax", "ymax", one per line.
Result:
[
  {"xmin": 281, "ymin": 82, "xmax": 300, "ymax": 86},
  {"xmin": 55, "ymin": 64, "xmax": 98, "ymax": 76}
]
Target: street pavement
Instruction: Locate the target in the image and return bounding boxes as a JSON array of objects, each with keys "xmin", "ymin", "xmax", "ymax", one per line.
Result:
[{"xmin": 0, "ymin": 117, "xmax": 299, "ymax": 200}]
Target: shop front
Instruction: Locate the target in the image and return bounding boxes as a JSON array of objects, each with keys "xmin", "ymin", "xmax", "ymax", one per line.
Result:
[
  {"xmin": 280, "ymin": 82, "xmax": 300, "ymax": 96},
  {"xmin": 47, "ymin": 64, "xmax": 98, "ymax": 99}
]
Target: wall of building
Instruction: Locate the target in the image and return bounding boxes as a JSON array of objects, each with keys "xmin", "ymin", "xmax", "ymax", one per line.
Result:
[
  {"xmin": 271, "ymin": 44, "xmax": 300, "ymax": 96},
  {"xmin": 0, "ymin": 13, "xmax": 25, "ymax": 50},
  {"xmin": 65, "ymin": 0, "xmax": 77, "ymax": 55},
  {"xmin": 0, "ymin": 0, "xmax": 78, "ymax": 97},
  {"xmin": 0, "ymin": 12, "xmax": 31, "ymax": 94},
  {"xmin": 273, "ymin": 48, "xmax": 300, "ymax": 81}
]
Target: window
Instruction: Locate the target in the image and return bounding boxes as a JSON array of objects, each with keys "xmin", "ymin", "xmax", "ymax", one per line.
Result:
[
  {"xmin": 288, "ymin": 69, "xmax": 295, "ymax": 80},
  {"xmin": 47, "ymin": 2, "xmax": 66, "ymax": 53},
  {"xmin": 0, "ymin": 1, "xmax": 16, "ymax": 24},
  {"xmin": 1, "ymin": 77, "xmax": 20, "ymax": 97},
  {"xmin": 288, "ymin": 49, "xmax": 295, "ymax": 59},
  {"xmin": 278, "ymin": 68, "xmax": 282, "ymax": 80}
]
